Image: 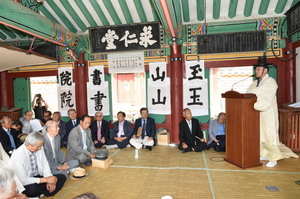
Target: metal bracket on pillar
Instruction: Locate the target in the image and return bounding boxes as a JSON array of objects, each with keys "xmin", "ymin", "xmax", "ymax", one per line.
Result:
[
  {"xmin": 170, "ymin": 57, "xmax": 182, "ymax": 61},
  {"xmin": 76, "ymin": 63, "xmax": 85, "ymax": 67}
]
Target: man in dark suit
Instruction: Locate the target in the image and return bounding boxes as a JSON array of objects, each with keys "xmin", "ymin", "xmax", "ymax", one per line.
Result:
[
  {"xmin": 64, "ymin": 109, "xmax": 80, "ymax": 147},
  {"xmin": 130, "ymin": 107, "xmax": 155, "ymax": 151},
  {"xmin": 178, "ymin": 108, "xmax": 207, "ymax": 153},
  {"xmin": 43, "ymin": 120, "xmax": 79, "ymax": 178},
  {"xmin": 0, "ymin": 116, "xmax": 21, "ymax": 156},
  {"xmin": 66, "ymin": 115, "xmax": 108, "ymax": 166},
  {"xmin": 106, "ymin": 111, "xmax": 133, "ymax": 149},
  {"xmin": 90, "ymin": 111, "xmax": 110, "ymax": 148},
  {"xmin": 52, "ymin": 111, "xmax": 67, "ymax": 147}
]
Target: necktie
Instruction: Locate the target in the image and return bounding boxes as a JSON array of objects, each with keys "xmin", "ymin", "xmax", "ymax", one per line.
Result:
[
  {"xmin": 82, "ymin": 130, "xmax": 87, "ymax": 150},
  {"xmin": 30, "ymin": 153, "xmax": 39, "ymax": 177},
  {"xmin": 189, "ymin": 121, "xmax": 192, "ymax": 133},
  {"xmin": 52, "ymin": 139, "xmax": 57, "ymax": 162},
  {"xmin": 142, "ymin": 119, "xmax": 146, "ymax": 139},
  {"xmin": 73, "ymin": 120, "xmax": 76, "ymax": 127},
  {"xmin": 7, "ymin": 129, "xmax": 16, "ymax": 149},
  {"xmin": 118, "ymin": 123, "xmax": 122, "ymax": 137},
  {"xmin": 97, "ymin": 122, "xmax": 101, "ymax": 141}
]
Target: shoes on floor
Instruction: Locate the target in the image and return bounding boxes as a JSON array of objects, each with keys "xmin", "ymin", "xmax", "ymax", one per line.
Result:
[
  {"xmin": 266, "ymin": 161, "xmax": 277, "ymax": 167},
  {"xmin": 106, "ymin": 144, "xmax": 118, "ymax": 150},
  {"xmin": 260, "ymin": 157, "xmax": 268, "ymax": 161},
  {"xmin": 126, "ymin": 144, "xmax": 131, "ymax": 147},
  {"xmin": 145, "ymin": 146, "xmax": 152, "ymax": 151},
  {"xmin": 85, "ymin": 161, "xmax": 92, "ymax": 166}
]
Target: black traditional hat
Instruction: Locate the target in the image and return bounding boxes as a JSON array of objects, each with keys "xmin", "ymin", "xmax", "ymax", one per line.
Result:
[{"xmin": 253, "ymin": 55, "xmax": 272, "ymax": 69}]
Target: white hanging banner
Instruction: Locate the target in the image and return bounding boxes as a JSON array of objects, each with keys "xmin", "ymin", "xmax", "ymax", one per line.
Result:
[
  {"xmin": 58, "ymin": 67, "xmax": 73, "ymax": 87},
  {"xmin": 87, "ymin": 81, "xmax": 110, "ymax": 116},
  {"xmin": 108, "ymin": 52, "xmax": 144, "ymax": 73},
  {"xmin": 57, "ymin": 84, "xmax": 76, "ymax": 116},
  {"xmin": 88, "ymin": 65, "xmax": 105, "ymax": 86},
  {"xmin": 148, "ymin": 62, "xmax": 170, "ymax": 114},
  {"xmin": 183, "ymin": 60, "xmax": 208, "ymax": 116}
]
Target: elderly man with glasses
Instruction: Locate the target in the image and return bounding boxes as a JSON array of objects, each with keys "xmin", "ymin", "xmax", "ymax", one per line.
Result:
[{"xmin": 90, "ymin": 112, "xmax": 110, "ymax": 148}]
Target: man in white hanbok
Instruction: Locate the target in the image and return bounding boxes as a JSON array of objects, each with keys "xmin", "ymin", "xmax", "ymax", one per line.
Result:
[{"xmin": 247, "ymin": 55, "xmax": 298, "ymax": 167}]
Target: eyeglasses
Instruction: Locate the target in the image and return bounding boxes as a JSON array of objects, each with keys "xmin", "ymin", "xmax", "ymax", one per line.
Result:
[{"xmin": 83, "ymin": 122, "xmax": 91, "ymax": 125}]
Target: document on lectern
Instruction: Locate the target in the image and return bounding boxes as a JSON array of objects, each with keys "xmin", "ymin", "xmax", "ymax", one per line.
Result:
[
  {"xmin": 288, "ymin": 102, "xmax": 300, "ymax": 108},
  {"xmin": 30, "ymin": 120, "xmax": 43, "ymax": 131}
]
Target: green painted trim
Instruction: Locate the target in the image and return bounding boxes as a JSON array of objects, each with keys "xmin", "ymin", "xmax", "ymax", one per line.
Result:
[
  {"xmin": 197, "ymin": 0, "xmax": 205, "ymax": 21},
  {"xmin": 258, "ymin": 0, "xmax": 270, "ymax": 15},
  {"xmin": 61, "ymin": 0, "xmax": 87, "ymax": 32},
  {"xmin": 10, "ymin": 28, "xmax": 27, "ymax": 38},
  {"xmin": 13, "ymin": 78, "xmax": 31, "ymax": 117},
  {"xmin": 133, "ymin": 0, "xmax": 147, "ymax": 22},
  {"xmin": 0, "ymin": 24, "xmax": 17, "ymax": 39},
  {"xmin": 181, "ymin": 0, "xmax": 190, "ymax": 23},
  {"xmin": 119, "ymin": 0, "xmax": 133, "ymax": 24},
  {"xmin": 244, "ymin": 0, "xmax": 254, "ymax": 17},
  {"xmin": 89, "ymin": 0, "xmax": 109, "ymax": 26},
  {"xmin": 275, "ymin": 0, "xmax": 288, "ymax": 14},
  {"xmin": 106, "ymin": 74, "xmax": 113, "ymax": 122},
  {"xmin": 102, "ymin": 0, "xmax": 121, "ymax": 25},
  {"xmin": 0, "ymin": 31, "xmax": 7, "ymax": 40},
  {"xmin": 149, "ymin": 0, "xmax": 160, "ymax": 22},
  {"xmin": 173, "ymin": 0, "xmax": 182, "ymax": 25},
  {"xmin": 291, "ymin": 0, "xmax": 299, "ymax": 7},
  {"xmin": 151, "ymin": 0, "xmax": 168, "ymax": 28},
  {"xmin": 38, "ymin": 6, "xmax": 59, "ymax": 24},
  {"xmin": 167, "ymin": 0, "xmax": 178, "ymax": 27},
  {"xmin": 74, "ymin": 0, "xmax": 97, "ymax": 27},
  {"xmin": 44, "ymin": 0, "xmax": 77, "ymax": 33},
  {"xmin": 213, "ymin": 0, "xmax": 221, "ymax": 20},
  {"xmin": 228, "ymin": 0, "xmax": 238, "ymax": 18},
  {"xmin": 181, "ymin": 25, "xmax": 187, "ymax": 42},
  {"xmin": 207, "ymin": 21, "xmax": 256, "ymax": 34}
]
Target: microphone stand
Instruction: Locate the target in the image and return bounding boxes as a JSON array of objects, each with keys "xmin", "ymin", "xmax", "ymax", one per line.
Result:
[{"xmin": 231, "ymin": 75, "xmax": 254, "ymax": 91}]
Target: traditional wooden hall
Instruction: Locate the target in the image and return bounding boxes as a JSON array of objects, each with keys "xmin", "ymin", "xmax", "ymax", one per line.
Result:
[{"xmin": 1, "ymin": 0, "xmax": 300, "ymax": 198}]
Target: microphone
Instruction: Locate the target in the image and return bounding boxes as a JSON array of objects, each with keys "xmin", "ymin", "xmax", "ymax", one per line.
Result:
[{"xmin": 231, "ymin": 75, "xmax": 255, "ymax": 90}]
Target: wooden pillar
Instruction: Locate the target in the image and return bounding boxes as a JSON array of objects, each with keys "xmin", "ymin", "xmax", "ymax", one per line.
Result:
[
  {"xmin": 0, "ymin": 71, "xmax": 14, "ymax": 108},
  {"xmin": 74, "ymin": 52, "xmax": 88, "ymax": 117},
  {"xmin": 285, "ymin": 38, "xmax": 296, "ymax": 103},
  {"xmin": 169, "ymin": 45, "xmax": 183, "ymax": 143}
]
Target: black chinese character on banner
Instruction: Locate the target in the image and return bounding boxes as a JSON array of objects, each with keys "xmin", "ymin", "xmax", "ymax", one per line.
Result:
[
  {"xmin": 188, "ymin": 64, "xmax": 203, "ymax": 80},
  {"xmin": 152, "ymin": 89, "xmax": 166, "ymax": 105},
  {"xmin": 90, "ymin": 91, "xmax": 107, "ymax": 111},
  {"xmin": 90, "ymin": 69, "xmax": 102, "ymax": 85},
  {"xmin": 187, "ymin": 87, "xmax": 203, "ymax": 106},
  {"xmin": 59, "ymin": 71, "xmax": 72, "ymax": 86},
  {"xmin": 151, "ymin": 67, "xmax": 165, "ymax": 82},
  {"xmin": 60, "ymin": 91, "xmax": 74, "ymax": 108}
]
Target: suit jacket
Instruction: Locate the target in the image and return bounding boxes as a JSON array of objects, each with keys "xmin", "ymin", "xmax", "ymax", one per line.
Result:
[
  {"xmin": 133, "ymin": 117, "xmax": 155, "ymax": 138},
  {"xmin": 0, "ymin": 127, "xmax": 21, "ymax": 156},
  {"xmin": 179, "ymin": 118, "xmax": 204, "ymax": 145},
  {"xmin": 208, "ymin": 119, "xmax": 226, "ymax": 145},
  {"xmin": 42, "ymin": 131, "xmax": 66, "ymax": 170},
  {"xmin": 64, "ymin": 118, "xmax": 80, "ymax": 146},
  {"xmin": 58, "ymin": 120, "xmax": 67, "ymax": 147},
  {"xmin": 90, "ymin": 119, "xmax": 110, "ymax": 142},
  {"xmin": 111, "ymin": 120, "xmax": 133, "ymax": 138},
  {"xmin": 66, "ymin": 125, "xmax": 96, "ymax": 162}
]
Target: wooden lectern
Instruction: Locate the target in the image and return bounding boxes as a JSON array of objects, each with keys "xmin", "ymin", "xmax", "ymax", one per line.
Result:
[{"xmin": 221, "ymin": 91, "xmax": 261, "ymax": 169}]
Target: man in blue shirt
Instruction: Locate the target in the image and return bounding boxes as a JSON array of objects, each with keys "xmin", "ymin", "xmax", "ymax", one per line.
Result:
[{"xmin": 207, "ymin": 112, "xmax": 226, "ymax": 152}]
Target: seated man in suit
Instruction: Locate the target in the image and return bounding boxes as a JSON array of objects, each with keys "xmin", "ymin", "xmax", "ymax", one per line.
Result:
[
  {"xmin": 90, "ymin": 111, "xmax": 110, "ymax": 148},
  {"xmin": 66, "ymin": 115, "xmax": 108, "ymax": 166},
  {"xmin": 207, "ymin": 112, "xmax": 226, "ymax": 152},
  {"xmin": 9, "ymin": 131, "xmax": 66, "ymax": 198},
  {"xmin": 65, "ymin": 109, "xmax": 81, "ymax": 147},
  {"xmin": 178, "ymin": 108, "xmax": 207, "ymax": 153},
  {"xmin": 52, "ymin": 111, "xmax": 67, "ymax": 147},
  {"xmin": 130, "ymin": 107, "xmax": 155, "ymax": 151},
  {"xmin": 43, "ymin": 120, "xmax": 79, "ymax": 178},
  {"xmin": 0, "ymin": 116, "xmax": 21, "ymax": 156},
  {"xmin": 106, "ymin": 111, "xmax": 133, "ymax": 149},
  {"xmin": 19, "ymin": 111, "xmax": 39, "ymax": 134}
]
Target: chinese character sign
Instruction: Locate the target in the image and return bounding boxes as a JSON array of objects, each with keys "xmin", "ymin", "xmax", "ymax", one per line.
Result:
[
  {"xmin": 183, "ymin": 60, "xmax": 208, "ymax": 116},
  {"xmin": 108, "ymin": 52, "xmax": 144, "ymax": 73},
  {"xmin": 87, "ymin": 65, "xmax": 110, "ymax": 116},
  {"xmin": 57, "ymin": 85, "xmax": 76, "ymax": 116},
  {"xmin": 58, "ymin": 67, "xmax": 73, "ymax": 86},
  {"xmin": 148, "ymin": 62, "xmax": 170, "ymax": 114},
  {"xmin": 89, "ymin": 22, "xmax": 161, "ymax": 53}
]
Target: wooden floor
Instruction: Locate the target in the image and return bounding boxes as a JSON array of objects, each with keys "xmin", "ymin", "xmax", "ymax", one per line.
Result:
[{"xmin": 47, "ymin": 146, "xmax": 300, "ymax": 199}]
